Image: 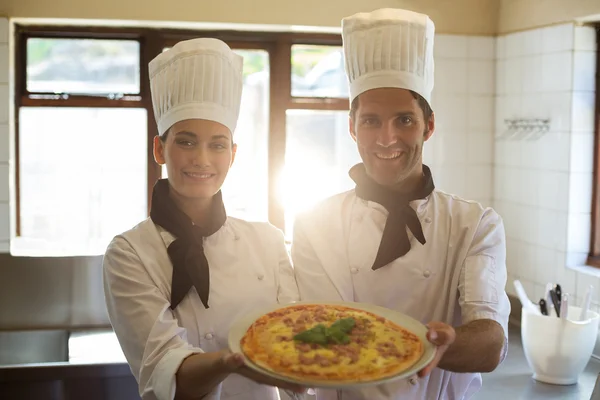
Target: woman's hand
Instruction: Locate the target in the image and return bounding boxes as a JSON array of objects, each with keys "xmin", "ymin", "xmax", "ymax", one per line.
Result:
[{"xmin": 233, "ymin": 362, "xmax": 307, "ymax": 393}]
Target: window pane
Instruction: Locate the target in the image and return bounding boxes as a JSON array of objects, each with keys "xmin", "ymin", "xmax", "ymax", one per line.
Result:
[
  {"xmin": 26, "ymin": 38, "xmax": 140, "ymax": 95},
  {"xmin": 282, "ymin": 110, "xmax": 361, "ymax": 238},
  {"xmin": 161, "ymin": 49, "xmax": 270, "ymax": 222},
  {"xmin": 18, "ymin": 107, "xmax": 147, "ymax": 256},
  {"xmin": 291, "ymin": 45, "xmax": 348, "ymax": 98}
]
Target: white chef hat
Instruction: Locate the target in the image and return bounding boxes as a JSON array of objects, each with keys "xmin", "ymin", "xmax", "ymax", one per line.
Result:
[
  {"xmin": 342, "ymin": 8, "xmax": 435, "ymax": 105},
  {"xmin": 149, "ymin": 38, "xmax": 244, "ymax": 136}
]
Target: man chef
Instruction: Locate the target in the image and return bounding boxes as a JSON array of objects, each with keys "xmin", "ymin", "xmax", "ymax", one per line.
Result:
[{"xmin": 291, "ymin": 8, "xmax": 510, "ymax": 400}]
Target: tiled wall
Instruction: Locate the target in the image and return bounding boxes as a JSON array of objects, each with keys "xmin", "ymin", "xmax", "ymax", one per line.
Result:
[
  {"xmin": 426, "ymin": 35, "xmax": 495, "ymax": 208},
  {"xmin": 0, "ymin": 18, "xmax": 8, "ymax": 252},
  {"xmin": 496, "ymin": 23, "xmax": 599, "ymax": 309}
]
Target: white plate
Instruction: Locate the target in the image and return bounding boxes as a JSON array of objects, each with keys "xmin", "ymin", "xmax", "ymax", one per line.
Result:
[{"xmin": 227, "ymin": 300, "xmax": 437, "ymax": 389}]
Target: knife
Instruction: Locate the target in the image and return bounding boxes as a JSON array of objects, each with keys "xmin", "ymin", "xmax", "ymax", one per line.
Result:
[
  {"xmin": 549, "ymin": 289, "xmax": 561, "ymax": 317},
  {"xmin": 539, "ymin": 299, "xmax": 549, "ymax": 316}
]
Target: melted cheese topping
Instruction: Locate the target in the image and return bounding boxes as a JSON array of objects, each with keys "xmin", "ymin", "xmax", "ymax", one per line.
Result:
[{"xmin": 242, "ymin": 304, "xmax": 423, "ymax": 382}]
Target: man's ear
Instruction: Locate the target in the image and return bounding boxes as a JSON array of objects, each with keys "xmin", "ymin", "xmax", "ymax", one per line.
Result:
[
  {"xmin": 424, "ymin": 113, "xmax": 435, "ymax": 141},
  {"xmin": 349, "ymin": 116, "xmax": 357, "ymax": 143}
]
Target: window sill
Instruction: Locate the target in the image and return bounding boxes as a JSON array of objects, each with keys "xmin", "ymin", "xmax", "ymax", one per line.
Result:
[
  {"xmin": 567, "ymin": 264, "xmax": 600, "ymax": 278},
  {"xmin": 9, "ymin": 237, "xmax": 107, "ymax": 258}
]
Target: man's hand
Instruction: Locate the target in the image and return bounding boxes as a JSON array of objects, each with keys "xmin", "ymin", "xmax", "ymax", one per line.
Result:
[{"xmin": 418, "ymin": 322, "xmax": 456, "ymax": 378}]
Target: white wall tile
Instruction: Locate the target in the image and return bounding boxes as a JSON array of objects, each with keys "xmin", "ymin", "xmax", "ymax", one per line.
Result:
[
  {"xmin": 573, "ymin": 51, "xmax": 597, "ymax": 92},
  {"xmin": 0, "ymin": 44, "xmax": 8, "ymax": 85},
  {"xmin": 536, "ymin": 209, "xmax": 566, "ymax": 249},
  {"xmin": 467, "ymin": 36, "xmax": 495, "ymax": 60},
  {"xmin": 537, "ymin": 171, "xmax": 569, "ymax": 212},
  {"xmin": 504, "ymin": 58, "xmax": 523, "ymax": 94},
  {"xmin": 467, "ymin": 132, "xmax": 493, "ymax": 165},
  {"xmin": 434, "ymin": 35, "xmax": 468, "ymax": 59},
  {"xmin": 430, "ymin": 131, "xmax": 468, "ymax": 166},
  {"xmin": 0, "ymin": 84, "xmax": 7, "ymax": 123},
  {"xmin": 467, "ymin": 60, "xmax": 495, "ymax": 95},
  {"xmin": 534, "ymin": 247, "xmax": 558, "ymax": 284},
  {"xmin": 0, "ymin": 124, "xmax": 8, "ymax": 163},
  {"xmin": 555, "ymin": 212, "xmax": 570, "ymax": 252},
  {"xmin": 541, "ymin": 24, "xmax": 574, "ymax": 53},
  {"xmin": 570, "ymin": 132, "xmax": 594, "ymax": 173},
  {"xmin": 434, "ymin": 59, "xmax": 467, "ymax": 94},
  {"xmin": 544, "ymin": 92, "xmax": 572, "ymax": 133},
  {"xmin": 555, "ymin": 257, "xmax": 578, "ymax": 295},
  {"xmin": 516, "ymin": 241, "xmax": 538, "ymax": 281},
  {"xmin": 521, "ymin": 56, "xmax": 543, "ymax": 94},
  {"xmin": 574, "ymin": 26, "xmax": 597, "ymax": 52},
  {"xmin": 541, "ymin": 52, "xmax": 573, "ymax": 92},
  {"xmin": 496, "ymin": 36, "xmax": 506, "ymax": 60},
  {"xmin": 571, "ymin": 91, "xmax": 597, "ymax": 133},
  {"xmin": 568, "ymin": 173, "xmax": 593, "ymax": 214},
  {"xmin": 0, "ymin": 19, "xmax": 7, "ymax": 44},
  {"xmin": 467, "ymin": 96, "xmax": 494, "ymax": 130},
  {"xmin": 435, "ymin": 165, "xmax": 467, "ymax": 195},
  {"xmin": 464, "ymin": 166, "xmax": 492, "ymax": 199},
  {"xmin": 567, "ymin": 212, "xmax": 592, "ymax": 253},
  {"xmin": 505, "ymin": 32, "xmax": 525, "ymax": 58},
  {"xmin": 536, "ymin": 132, "xmax": 571, "ymax": 172},
  {"xmin": 433, "ymin": 94, "xmax": 468, "ymax": 130},
  {"xmin": 496, "ymin": 60, "xmax": 506, "ymax": 96},
  {"xmin": 0, "ymin": 202, "xmax": 8, "ymax": 241},
  {"xmin": 522, "ymin": 28, "xmax": 543, "ymax": 56}
]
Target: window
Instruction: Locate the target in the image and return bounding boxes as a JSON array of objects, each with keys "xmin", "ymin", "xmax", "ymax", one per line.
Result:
[
  {"xmin": 14, "ymin": 27, "xmax": 358, "ymax": 255},
  {"xmin": 588, "ymin": 26, "xmax": 600, "ymax": 266}
]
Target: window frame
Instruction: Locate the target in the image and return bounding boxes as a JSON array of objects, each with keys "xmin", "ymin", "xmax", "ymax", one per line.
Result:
[
  {"xmin": 13, "ymin": 24, "xmax": 347, "ymax": 243},
  {"xmin": 588, "ymin": 25, "xmax": 600, "ymax": 266}
]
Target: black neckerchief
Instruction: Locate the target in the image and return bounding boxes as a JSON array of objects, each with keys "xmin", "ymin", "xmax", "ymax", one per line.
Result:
[
  {"xmin": 149, "ymin": 179, "xmax": 227, "ymax": 309},
  {"xmin": 349, "ymin": 163, "xmax": 435, "ymax": 270}
]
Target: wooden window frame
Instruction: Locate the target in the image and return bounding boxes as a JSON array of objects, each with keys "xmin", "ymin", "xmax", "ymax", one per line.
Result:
[
  {"xmin": 13, "ymin": 24, "xmax": 346, "ymax": 240},
  {"xmin": 588, "ymin": 25, "xmax": 600, "ymax": 266}
]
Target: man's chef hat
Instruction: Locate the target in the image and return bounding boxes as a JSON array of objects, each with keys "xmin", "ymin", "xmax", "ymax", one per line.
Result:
[
  {"xmin": 149, "ymin": 38, "xmax": 244, "ymax": 136},
  {"xmin": 342, "ymin": 8, "xmax": 435, "ymax": 105}
]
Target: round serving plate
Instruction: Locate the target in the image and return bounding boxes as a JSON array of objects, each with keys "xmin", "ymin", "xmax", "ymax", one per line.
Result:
[{"xmin": 227, "ymin": 300, "xmax": 436, "ymax": 389}]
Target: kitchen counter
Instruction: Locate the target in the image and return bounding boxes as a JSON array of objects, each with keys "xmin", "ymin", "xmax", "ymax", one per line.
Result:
[
  {"xmin": 475, "ymin": 325, "xmax": 600, "ymax": 399},
  {"xmin": 2, "ymin": 325, "xmax": 600, "ymax": 399}
]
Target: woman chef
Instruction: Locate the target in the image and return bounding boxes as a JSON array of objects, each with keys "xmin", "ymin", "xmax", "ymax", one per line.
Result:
[{"xmin": 103, "ymin": 38, "xmax": 302, "ymax": 400}]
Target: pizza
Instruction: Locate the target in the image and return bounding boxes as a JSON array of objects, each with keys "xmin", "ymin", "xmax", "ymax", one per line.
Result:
[{"xmin": 240, "ymin": 303, "xmax": 424, "ymax": 383}]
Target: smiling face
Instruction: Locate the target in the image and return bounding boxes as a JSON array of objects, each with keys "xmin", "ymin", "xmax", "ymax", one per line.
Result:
[
  {"xmin": 153, "ymin": 119, "xmax": 236, "ymax": 202},
  {"xmin": 349, "ymin": 88, "xmax": 435, "ymax": 190}
]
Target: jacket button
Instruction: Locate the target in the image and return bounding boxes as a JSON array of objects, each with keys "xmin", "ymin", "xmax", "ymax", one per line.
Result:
[
  {"xmin": 409, "ymin": 378, "xmax": 417, "ymax": 385},
  {"xmin": 350, "ymin": 267, "xmax": 359, "ymax": 274},
  {"xmin": 424, "ymin": 217, "xmax": 432, "ymax": 223},
  {"xmin": 423, "ymin": 270, "xmax": 431, "ymax": 278},
  {"xmin": 205, "ymin": 333, "xmax": 214, "ymax": 340},
  {"xmin": 257, "ymin": 274, "xmax": 264, "ymax": 280}
]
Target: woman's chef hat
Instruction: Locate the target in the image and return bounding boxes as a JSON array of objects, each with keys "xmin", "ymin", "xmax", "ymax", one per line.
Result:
[{"xmin": 149, "ymin": 38, "xmax": 244, "ymax": 136}]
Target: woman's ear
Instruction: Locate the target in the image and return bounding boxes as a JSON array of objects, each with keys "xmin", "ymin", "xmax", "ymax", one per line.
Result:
[{"xmin": 153, "ymin": 135, "xmax": 166, "ymax": 165}]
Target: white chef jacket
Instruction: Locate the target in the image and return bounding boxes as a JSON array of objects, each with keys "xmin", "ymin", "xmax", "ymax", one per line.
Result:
[
  {"xmin": 103, "ymin": 217, "xmax": 300, "ymax": 400},
  {"xmin": 291, "ymin": 189, "xmax": 511, "ymax": 400}
]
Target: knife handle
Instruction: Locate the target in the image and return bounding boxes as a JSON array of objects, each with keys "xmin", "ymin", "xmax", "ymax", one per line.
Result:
[{"xmin": 550, "ymin": 289, "xmax": 561, "ymax": 317}]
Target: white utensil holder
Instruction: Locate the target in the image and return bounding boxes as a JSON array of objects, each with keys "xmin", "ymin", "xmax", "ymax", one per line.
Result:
[{"xmin": 521, "ymin": 306, "xmax": 600, "ymax": 385}]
